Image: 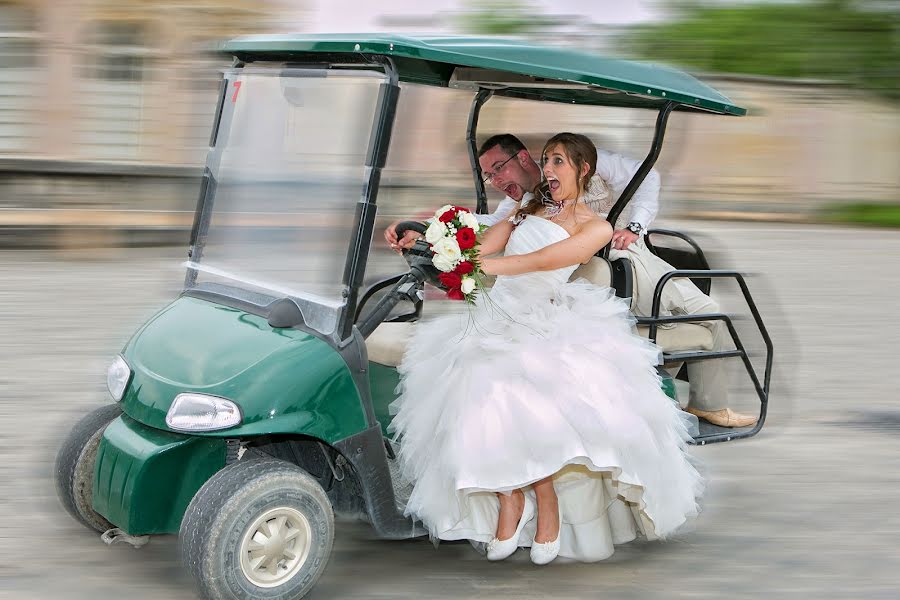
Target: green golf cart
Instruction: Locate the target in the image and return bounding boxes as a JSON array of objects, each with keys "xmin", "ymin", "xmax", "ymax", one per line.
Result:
[{"xmin": 55, "ymin": 34, "xmax": 773, "ymax": 600}]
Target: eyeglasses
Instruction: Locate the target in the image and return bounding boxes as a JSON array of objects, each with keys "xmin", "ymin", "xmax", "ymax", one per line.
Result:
[{"xmin": 481, "ymin": 154, "xmax": 516, "ymax": 183}]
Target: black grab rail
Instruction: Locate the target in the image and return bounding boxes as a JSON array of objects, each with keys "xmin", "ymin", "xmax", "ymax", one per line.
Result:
[
  {"xmin": 637, "ymin": 270, "xmax": 774, "ymax": 444},
  {"xmin": 644, "ymin": 229, "xmax": 712, "ymax": 270}
]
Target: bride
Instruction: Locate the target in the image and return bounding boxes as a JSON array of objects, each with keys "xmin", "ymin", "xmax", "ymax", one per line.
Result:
[{"xmin": 388, "ymin": 133, "xmax": 702, "ymax": 565}]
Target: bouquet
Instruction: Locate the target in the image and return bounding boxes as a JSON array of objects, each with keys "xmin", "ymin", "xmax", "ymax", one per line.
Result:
[{"xmin": 424, "ymin": 205, "xmax": 488, "ymax": 302}]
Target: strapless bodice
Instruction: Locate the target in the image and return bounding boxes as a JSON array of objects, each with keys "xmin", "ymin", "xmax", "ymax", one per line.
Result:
[{"xmin": 489, "ymin": 216, "xmax": 578, "ymax": 299}]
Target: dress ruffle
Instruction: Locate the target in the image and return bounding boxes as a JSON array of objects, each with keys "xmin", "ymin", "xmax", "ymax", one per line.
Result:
[{"xmin": 389, "ymin": 280, "xmax": 703, "ymax": 561}]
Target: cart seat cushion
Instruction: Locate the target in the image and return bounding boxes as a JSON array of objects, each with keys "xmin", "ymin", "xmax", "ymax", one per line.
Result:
[
  {"xmin": 570, "ymin": 257, "xmax": 612, "ymax": 287},
  {"xmin": 570, "ymin": 256, "xmax": 635, "ymax": 310},
  {"xmin": 637, "ymin": 323, "xmax": 714, "ymax": 352},
  {"xmin": 366, "ymin": 321, "xmax": 412, "ymax": 367},
  {"xmin": 366, "ymin": 319, "xmax": 714, "ymax": 367}
]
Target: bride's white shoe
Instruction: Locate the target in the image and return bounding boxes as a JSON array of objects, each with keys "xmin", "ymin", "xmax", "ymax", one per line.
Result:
[
  {"xmin": 487, "ymin": 495, "xmax": 534, "ymax": 561},
  {"xmin": 530, "ymin": 504, "xmax": 562, "ymax": 565}
]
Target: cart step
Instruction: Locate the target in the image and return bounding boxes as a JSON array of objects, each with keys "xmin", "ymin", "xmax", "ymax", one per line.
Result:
[
  {"xmin": 691, "ymin": 421, "xmax": 757, "ymax": 445},
  {"xmin": 663, "ymin": 349, "xmax": 744, "ymax": 364},
  {"xmin": 100, "ymin": 527, "xmax": 149, "ymax": 548}
]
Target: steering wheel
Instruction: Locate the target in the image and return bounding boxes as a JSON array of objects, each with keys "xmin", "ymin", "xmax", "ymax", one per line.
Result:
[{"xmin": 393, "ymin": 221, "xmax": 445, "ymax": 289}]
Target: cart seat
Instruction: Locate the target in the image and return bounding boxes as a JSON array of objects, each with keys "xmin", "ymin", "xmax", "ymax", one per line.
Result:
[
  {"xmin": 369, "ymin": 318, "xmax": 715, "ymax": 367},
  {"xmin": 572, "ymin": 255, "xmax": 715, "ymax": 353},
  {"xmin": 570, "ymin": 256, "xmax": 631, "ymax": 307},
  {"xmin": 366, "ymin": 319, "xmax": 713, "ymax": 367},
  {"xmin": 367, "ymin": 321, "xmax": 412, "ymax": 367},
  {"xmin": 366, "ymin": 257, "xmax": 713, "ymax": 368}
]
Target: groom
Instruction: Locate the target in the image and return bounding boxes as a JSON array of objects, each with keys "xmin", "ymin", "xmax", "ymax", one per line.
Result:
[{"xmin": 384, "ymin": 134, "xmax": 756, "ymax": 428}]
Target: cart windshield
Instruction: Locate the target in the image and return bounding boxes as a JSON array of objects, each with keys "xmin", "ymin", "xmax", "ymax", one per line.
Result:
[{"xmin": 187, "ymin": 66, "xmax": 386, "ymax": 334}]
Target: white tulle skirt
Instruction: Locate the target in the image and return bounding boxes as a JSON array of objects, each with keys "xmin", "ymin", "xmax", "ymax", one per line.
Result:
[{"xmin": 388, "ymin": 280, "xmax": 703, "ymax": 562}]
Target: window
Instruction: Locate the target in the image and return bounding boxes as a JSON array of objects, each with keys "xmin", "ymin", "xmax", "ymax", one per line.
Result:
[
  {"xmin": 84, "ymin": 21, "xmax": 151, "ymax": 82},
  {"xmin": 0, "ymin": 3, "xmax": 41, "ymax": 153},
  {"xmin": 77, "ymin": 20, "xmax": 156, "ymax": 160}
]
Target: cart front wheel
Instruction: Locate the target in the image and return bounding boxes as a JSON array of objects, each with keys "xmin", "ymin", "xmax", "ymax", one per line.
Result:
[
  {"xmin": 180, "ymin": 455, "xmax": 334, "ymax": 600},
  {"xmin": 54, "ymin": 403, "xmax": 122, "ymax": 532}
]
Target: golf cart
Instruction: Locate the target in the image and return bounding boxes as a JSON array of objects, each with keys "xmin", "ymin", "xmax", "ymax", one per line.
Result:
[{"xmin": 55, "ymin": 34, "xmax": 773, "ymax": 600}]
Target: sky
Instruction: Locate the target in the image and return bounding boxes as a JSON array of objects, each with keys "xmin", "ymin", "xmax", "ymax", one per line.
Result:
[{"xmin": 299, "ymin": 0, "xmax": 662, "ymax": 33}]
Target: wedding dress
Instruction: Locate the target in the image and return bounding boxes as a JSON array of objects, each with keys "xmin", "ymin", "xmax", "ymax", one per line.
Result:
[{"xmin": 388, "ymin": 215, "xmax": 703, "ymax": 561}]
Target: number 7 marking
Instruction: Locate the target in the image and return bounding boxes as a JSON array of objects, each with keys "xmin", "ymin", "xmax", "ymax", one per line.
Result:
[{"xmin": 231, "ymin": 81, "xmax": 242, "ymax": 103}]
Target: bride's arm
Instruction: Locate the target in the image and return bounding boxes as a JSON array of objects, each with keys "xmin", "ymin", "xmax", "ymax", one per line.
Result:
[
  {"xmin": 480, "ymin": 219, "xmax": 613, "ymax": 276},
  {"xmin": 476, "ymin": 219, "xmax": 515, "ymax": 257}
]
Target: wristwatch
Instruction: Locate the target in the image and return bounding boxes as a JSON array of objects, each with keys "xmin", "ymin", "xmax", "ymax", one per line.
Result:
[{"xmin": 625, "ymin": 221, "xmax": 644, "ymax": 236}]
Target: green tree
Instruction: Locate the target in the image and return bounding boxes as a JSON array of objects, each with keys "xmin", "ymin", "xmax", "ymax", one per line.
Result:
[
  {"xmin": 455, "ymin": 0, "xmax": 538, "ymax": 35},
  {"xmin": 625, "ymin": 1, "xmax": 900, "ymax": 99}
]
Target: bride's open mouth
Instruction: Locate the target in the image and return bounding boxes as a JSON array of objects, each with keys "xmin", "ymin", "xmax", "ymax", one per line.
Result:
[{"xmin": 547, "ymin": 177, "xmax": 561, "ymax": 196}]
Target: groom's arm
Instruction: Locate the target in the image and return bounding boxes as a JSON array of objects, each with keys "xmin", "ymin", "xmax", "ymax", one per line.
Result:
[
  {"xmin": 385, "ymin": 197, "xmax": 518, "ymax": 252},
  {"xmin": 595, "ymin": 149, "xmax": 660, "ymax": 231},
  {"xmin": 475, "ymin": 196, "xmax": 518, "ymax": 227}
]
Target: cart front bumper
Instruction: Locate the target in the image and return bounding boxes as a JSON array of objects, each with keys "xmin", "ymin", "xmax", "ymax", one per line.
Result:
[{"xmin": 92, "ymin": 414, "xmax": 226, "ymax": 536}]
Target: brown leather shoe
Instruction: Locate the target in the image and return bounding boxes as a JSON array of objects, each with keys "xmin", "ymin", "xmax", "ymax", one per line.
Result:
[{"xmin": 686, "ymin": 407, "xmax": 758, "ymax": 428}]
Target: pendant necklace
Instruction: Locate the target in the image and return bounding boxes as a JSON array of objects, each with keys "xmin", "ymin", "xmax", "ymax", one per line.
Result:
[{"xmin": 541, "ymin": 189, "xmax": 572, "ymax": 220}]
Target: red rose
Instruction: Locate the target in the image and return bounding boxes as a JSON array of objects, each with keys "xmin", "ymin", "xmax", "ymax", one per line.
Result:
[
  {"xmin": 447, "ymin": 288, "xmax": 465, "ymax": 301},
  {"xmin": 454, "ymin": 261, "xmax": 474, "ymax": 275},
  {"xmin": 456, "ymin": 227, "xmax": 476, "ymax": 250},
  {"xmin": 438, "ymin": 209, "xmax": 456, "ymax": 223},
  {"xmin": 438, "ymin": 272, "xmax": 462, "ymax": 289},
  {"xmin": 454, "ymin": 206, "xmax": 470, "ymax": 214}
]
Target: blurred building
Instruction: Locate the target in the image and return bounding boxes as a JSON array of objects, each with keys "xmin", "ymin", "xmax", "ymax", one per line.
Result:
[
  {"xmin": 0, "ymin": 2, "xmax": 897, "ymax": 248},
  {"xmin": 0, "ymin": 0, "xmax": 299, "ymax": 163},
  {"xmin": 660, "ymin": 75, "xmax": 900, "ymax": 217},
  {"xmin": 0, "ymin": 0, "xmax": 302, "ymax": 245}
]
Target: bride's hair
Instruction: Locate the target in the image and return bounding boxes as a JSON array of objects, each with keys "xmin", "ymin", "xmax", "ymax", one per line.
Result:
[{"xmin": 514, "ymin": 132, "xmax": 597, "ymax": 220}]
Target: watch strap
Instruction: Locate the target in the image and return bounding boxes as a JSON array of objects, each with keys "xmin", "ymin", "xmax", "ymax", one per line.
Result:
[{"xmin": 626, "ymin": 221, "xmax": 644, "ymax": 235}]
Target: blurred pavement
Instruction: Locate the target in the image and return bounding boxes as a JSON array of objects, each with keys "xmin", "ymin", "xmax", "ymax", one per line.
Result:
[{"xmin": 0, "ymin": 221, "xmax": 898, "ymax": 599}]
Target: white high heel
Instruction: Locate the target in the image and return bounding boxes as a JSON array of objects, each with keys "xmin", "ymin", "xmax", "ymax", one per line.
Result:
[
  {"xmin": 530, "ymin": 504, "xmax": 562, "ymax": 565},
  {"xmin": 487, "ymin": 494, "xmax": 534, "ymax": 561}
]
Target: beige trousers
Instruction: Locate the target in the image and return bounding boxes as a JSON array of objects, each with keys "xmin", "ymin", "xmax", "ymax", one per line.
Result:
[{"xmin": 611, "ymin": 239, "xmax": 732, "ymax": 411}]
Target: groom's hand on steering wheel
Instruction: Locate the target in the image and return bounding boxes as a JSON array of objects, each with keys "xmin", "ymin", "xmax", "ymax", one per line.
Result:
[
  {"xmin": 385, "ymin": 220, "xmax": 425, "ymax": 253},
  {"xmin": 390, "ymin": 221, "xmax": 447, "ymax": 290}
]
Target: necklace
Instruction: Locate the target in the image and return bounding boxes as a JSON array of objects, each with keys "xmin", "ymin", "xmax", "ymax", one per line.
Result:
[{"xmin": 540, "ymin": 190, "xmax": 575, "ymax": 220}]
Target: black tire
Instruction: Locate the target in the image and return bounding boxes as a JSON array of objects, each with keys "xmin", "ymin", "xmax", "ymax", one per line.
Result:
[
  {"xmin": 180, "ymin": 456, "xmax": 334, "ymax": 600},
  {"xmin": 54, "ymin": 403, "xmax": 122, "ymax": 533}
]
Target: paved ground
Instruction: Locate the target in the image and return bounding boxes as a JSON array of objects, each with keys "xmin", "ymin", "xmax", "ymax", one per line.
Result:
[{"xmin": 1, "ymin": 221, "xmax": 898, "ymax": 599}]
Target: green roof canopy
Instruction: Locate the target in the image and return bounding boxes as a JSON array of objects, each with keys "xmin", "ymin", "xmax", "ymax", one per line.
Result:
[{"xmin": 220, "ymin": 34, "xmax": 745, "ymax": 116}]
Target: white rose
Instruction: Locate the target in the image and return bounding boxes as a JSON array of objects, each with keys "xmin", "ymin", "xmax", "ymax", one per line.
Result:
[
  {"xmin": 424, "ymin": 220, "xmax": 447, "ymax": 244},
  {"xmin": 432, "ymin": 236, "xmax": 462, "ymax": 262},
  {"xmin": 434, "ymin": 204, "xmax": 454, "ymax": 220},
  {"xmin": 432, "ymin": 253, "xmax": 456, "ymax": 272},
  {"xmin": 460, "ymin": 211, "xmax": 479, "ymax": 231},
  {"xmin": 460, "ymin": 277, "xmax": 476, "ymax": 295}
]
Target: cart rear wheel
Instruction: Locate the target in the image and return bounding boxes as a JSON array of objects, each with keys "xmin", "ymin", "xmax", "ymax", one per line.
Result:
[
  {"xmin": 54, "ymin": 403, "xmax": 122, "ymax": 532},
  {"xmin": 180, "ymin": 455, "xmax": 334, "ymax": 600}
]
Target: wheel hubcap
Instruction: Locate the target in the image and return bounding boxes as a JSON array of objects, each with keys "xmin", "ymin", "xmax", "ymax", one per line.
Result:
[{"xmin": 239, "ymin": 506, "xmax": 312, "ymax": 588}]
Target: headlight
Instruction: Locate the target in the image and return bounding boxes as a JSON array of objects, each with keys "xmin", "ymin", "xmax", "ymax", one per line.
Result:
[
  {"xmin": 106, "ymin": 355, "xmax": 131, "ymax": 402},
  {"xmin": 166, "ymin": 393, "xmax": 242, "ymax": 432}
]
